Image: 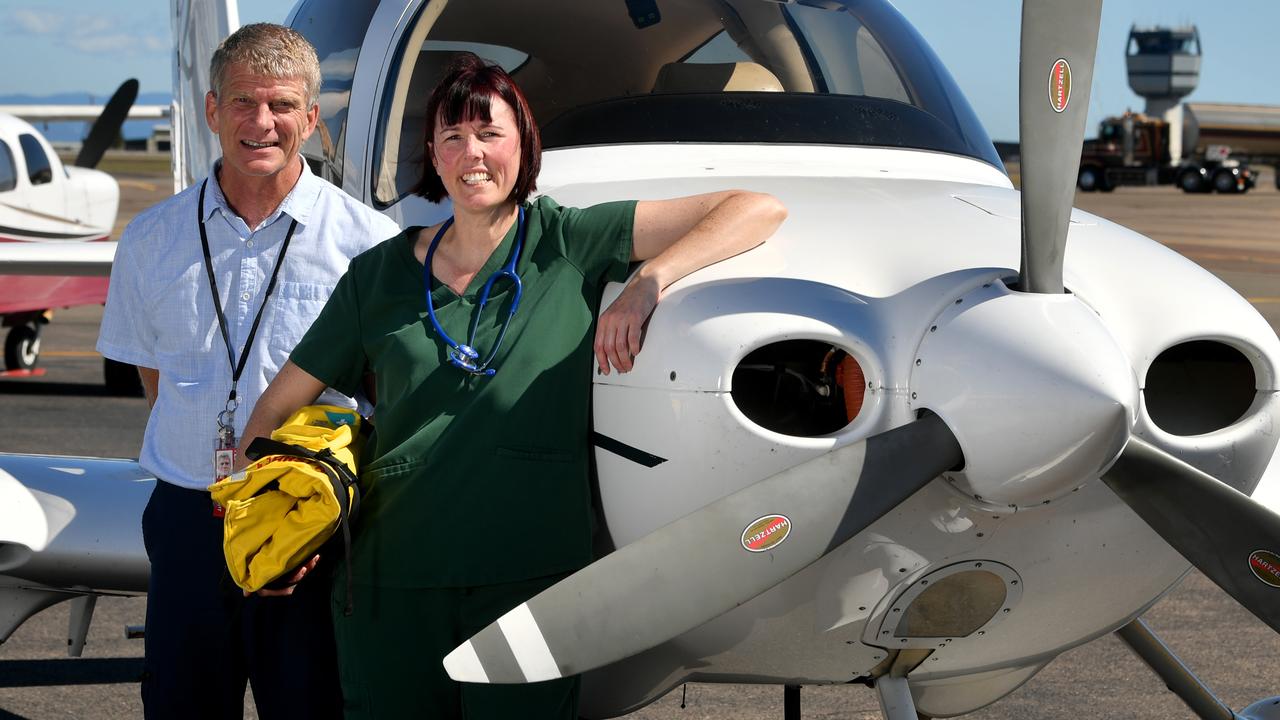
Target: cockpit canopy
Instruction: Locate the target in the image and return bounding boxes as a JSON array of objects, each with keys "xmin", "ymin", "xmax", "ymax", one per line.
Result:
[{"xmin": 291, "ymin": 0, "xmax": 1001, "ymax": 205}]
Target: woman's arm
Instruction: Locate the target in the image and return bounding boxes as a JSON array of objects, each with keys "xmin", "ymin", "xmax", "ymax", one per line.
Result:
[
  {"xmin": 594, "ymin": 190, "xmax": 786, "ymax": 374},
  {"xmin": 233, "ymin": 360, "xmax": 329, "ymax": 596},
  {"xmin": 235, "ymin": 360, "xmax": 327, "ymax": 469}
]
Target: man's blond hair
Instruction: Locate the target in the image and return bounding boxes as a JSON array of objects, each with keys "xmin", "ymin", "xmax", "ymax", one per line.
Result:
[{"xmin": 210, "ymin": 23, "xmax": 321, "ymax": 106}]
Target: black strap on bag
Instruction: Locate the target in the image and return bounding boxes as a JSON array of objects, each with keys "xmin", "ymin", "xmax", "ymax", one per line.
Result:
[{"xmin": 245, "ymin": 437, "xmax": 361, "ymax": 615}]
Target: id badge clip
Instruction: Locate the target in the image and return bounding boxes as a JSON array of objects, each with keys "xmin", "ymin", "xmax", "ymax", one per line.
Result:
[{"xmin": 212, "ymin": 405, "xmax": 237, "ymax": 517}]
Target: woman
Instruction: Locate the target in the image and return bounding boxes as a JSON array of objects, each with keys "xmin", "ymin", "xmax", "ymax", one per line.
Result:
[{"xmin": 240, "ymin": 52, "xmax": 785, "ymax": 718}]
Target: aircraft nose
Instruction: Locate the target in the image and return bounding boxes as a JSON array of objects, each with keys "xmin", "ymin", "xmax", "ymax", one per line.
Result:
[
  {"xmin": 0, "ymin": 467, "xmax": 51, "ymax": 569},
  {"xmin": 909, "ymin": 278, "xmax": 1137, "ymax": 507}
]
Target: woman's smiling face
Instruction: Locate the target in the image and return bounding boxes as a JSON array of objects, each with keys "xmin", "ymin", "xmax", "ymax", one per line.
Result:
[{"xmin": 429, "ymin": 95, "xmax": 523, "ymax": 214}]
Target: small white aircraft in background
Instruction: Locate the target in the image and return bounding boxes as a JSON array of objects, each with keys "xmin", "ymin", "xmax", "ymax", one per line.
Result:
[
  {"xmin": 0, "ymin": 80, "xmax": 138, "ymax": 385},
  {"xmin": 3, "ymin": 1, "xmax": 1280, "ymax": 719}
]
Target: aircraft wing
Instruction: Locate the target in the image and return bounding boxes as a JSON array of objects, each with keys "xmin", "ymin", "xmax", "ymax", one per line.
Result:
[
  {"xmin": 0, "ymin": 105, "xmax": 168, "ymax": 122},
  {"xmin": 0, "ymin": 242, "xmax": 116, "ymax": 277},
  {"xmin": 170, "ymin": 0, "xmax": 239, "ymax": 192}
]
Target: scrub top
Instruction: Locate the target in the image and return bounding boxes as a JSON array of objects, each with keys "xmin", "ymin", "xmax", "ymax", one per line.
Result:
[{"xmin": 291, "ymin": 196, "xmax": 636, "ymax": 587}]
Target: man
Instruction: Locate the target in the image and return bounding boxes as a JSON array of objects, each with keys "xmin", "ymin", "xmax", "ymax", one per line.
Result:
[{"xmin": 97, "ymin": 23, "xmax": 399, "ymax": 719}]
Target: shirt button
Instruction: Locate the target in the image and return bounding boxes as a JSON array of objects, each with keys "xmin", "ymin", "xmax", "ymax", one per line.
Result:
[
  {"xmin": 246, "ymin": 240, "xmax": 254, "ymax": 249},
  {"xmin": 241, "ymin": 291, "xmax": 251, "ymax": 301}
]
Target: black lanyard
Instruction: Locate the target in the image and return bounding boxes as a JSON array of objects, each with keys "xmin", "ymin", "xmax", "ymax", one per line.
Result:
[{"xmin": 197, "ymin": 180, "xmax": 298, "ymax": 425}]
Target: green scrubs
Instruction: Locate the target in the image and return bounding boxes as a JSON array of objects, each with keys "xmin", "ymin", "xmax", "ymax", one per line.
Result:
[{"xmin": 291, "ymin": 196, "xmax": 635, "ymax": 718}]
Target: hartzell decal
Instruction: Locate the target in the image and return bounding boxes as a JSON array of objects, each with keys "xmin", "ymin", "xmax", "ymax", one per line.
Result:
[
  {"xmin": 1248, "ymin": 550, "xmax": 1280, "ymax": 588},
  {"xmin": 1048, "ymin": 58, "xmax": 1072, "ymax": 113},
  {"xmin": 741, "ymin": 514, "xmax": 792, "ymax": 553}
]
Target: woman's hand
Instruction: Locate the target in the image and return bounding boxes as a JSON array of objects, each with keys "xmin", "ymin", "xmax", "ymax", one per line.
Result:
[
  {"xmin": 594, "ymin": 190, "xmax": 786, "ymax": 375},
  {"xmin": 595, "ymin": 272, "xmax": 660, "ymax": 374}
]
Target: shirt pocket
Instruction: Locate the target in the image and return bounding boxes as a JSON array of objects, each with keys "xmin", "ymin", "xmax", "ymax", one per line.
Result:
[{"xmin": 266, "ymin": 281, "xmax": 335, "ymax": 367}]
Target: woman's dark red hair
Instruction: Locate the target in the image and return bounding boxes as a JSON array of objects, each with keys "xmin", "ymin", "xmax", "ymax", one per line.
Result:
[{"xmin": 418, "ymin": 52, "xmax": 541, "ymax": 204}]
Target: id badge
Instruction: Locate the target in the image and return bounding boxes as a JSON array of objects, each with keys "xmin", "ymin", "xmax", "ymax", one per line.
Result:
[{"xmin": 212, "ymin": 427, "xmax": 236, "ymax": 518}]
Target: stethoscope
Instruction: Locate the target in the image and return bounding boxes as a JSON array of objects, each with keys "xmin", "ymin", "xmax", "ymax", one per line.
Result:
[{"xmin": 423, "ymin": 206, "xmax": 525, "ymax": 376}]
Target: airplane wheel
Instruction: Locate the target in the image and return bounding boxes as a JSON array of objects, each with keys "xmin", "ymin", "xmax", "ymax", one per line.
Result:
[
  {"xmin": 104, "ymin": 358, "xmax": 144, "ymax": 397},
  {"xmin": 4, "ymin": 323, "xmax": 41, "ymax": 371}
]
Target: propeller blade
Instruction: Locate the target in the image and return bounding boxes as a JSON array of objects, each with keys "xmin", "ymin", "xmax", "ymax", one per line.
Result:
[
  {"xmin": 74, "ymin": 79, "xmax": 139, "ymax": 169},
  {"xmin": 443, "ymin": 414, "xmax": 961, "ymax": 683},
  {"xmin": 1017, "ymin": 0, "xmax": 1103, "ymax": 293},
  {"xmin": 1101, "ymin": 437, "xmax": 1280, "ymax": 633}
]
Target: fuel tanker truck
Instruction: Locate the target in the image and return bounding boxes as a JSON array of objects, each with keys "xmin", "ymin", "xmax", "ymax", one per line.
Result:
[{"xmin": 1077, "ymin": 103, "xmax": 1280, "ymax": 194}]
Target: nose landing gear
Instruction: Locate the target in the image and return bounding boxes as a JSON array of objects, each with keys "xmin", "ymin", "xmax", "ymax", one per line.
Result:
[{"xmin": 4, "ymin": 320, "xmax": 43, "ymax": 372}]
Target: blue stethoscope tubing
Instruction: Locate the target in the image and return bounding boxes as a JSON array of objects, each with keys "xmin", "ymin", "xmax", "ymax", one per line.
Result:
[{"xmin": 424, "ymin": 206, "xmax": 525, "ymax": 376}]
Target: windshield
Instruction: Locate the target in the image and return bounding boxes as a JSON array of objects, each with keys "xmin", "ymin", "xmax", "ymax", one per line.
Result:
[
  {"xmin": 290, "ymin": 0, "xmax": 382, "ymax": 187},
  {"xmin": 360, "ymin": 0, "xmax": 1001, "ymax": 205}
]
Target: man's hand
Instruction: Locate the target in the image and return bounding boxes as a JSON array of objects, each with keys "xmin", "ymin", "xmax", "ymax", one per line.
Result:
[{"xmin": 249, "ymin": 554, "xmax": 320, "ymax": 597}]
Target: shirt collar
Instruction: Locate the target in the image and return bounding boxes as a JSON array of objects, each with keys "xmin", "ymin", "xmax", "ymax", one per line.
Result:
[{"xmin": 201, "ymin": 156, "xmax": 323, "ymax": 228}]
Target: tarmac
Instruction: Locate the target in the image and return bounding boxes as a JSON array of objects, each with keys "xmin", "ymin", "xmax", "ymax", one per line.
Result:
[{"xmin": 1, "ymin": 172, "xmax": 1279, "ymax": 719}]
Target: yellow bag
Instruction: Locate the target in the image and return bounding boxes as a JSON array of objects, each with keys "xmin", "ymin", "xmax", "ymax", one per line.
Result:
[{"xmin": 210, "ymin": 405, "xmax": 363, "ymax": 605}]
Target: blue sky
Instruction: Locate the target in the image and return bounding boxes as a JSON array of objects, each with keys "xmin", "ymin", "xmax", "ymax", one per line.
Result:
[
  {"xmin": 0, "ymin": 1, "xmax": 1276, "ymax": 141},
  {"xmin": 893, "ymin": 0, "xmax": 1280, "ymax": 140}
]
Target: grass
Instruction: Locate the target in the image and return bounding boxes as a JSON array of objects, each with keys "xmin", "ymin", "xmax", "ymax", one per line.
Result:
[
  {"xmin": 1005, "ymin": 161, "xmax": 1020, "ymax": 188},
  {"xmin": 57, "ymin": 151, "xmax": 171, "ymax": 178}
]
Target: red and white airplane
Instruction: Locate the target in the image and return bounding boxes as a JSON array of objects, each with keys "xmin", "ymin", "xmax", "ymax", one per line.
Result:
[{"xmin": 0, "ymin": 80, "xmax": 140, "ymax": 383}]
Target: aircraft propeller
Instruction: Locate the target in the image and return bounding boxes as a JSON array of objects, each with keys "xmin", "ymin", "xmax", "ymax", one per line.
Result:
[
  {"xmin": 1102, "ymin": 440, "xmax": 1280, "ymax": 633},
  {"xmin": 1018, "ymin": 0, "xmax": 1280, "ymax": 639},
  {"xmin": 446, "ymin": 0, "xmax": 1280, "ymax": 685},
  {"xmin": 73, "ymin": 78, "xmax": 139, "ymax": 170},
  {"xmin": 444, "ymin": 414, "xmax": 962, "ymax": 683},
  {"xmin": 1016, "ymin": 0, "xmax": 1101, "ymax": 294}
]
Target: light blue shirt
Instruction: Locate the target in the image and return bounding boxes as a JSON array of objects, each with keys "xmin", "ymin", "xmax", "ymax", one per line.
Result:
[{"xmin": 98, "ymin": 159, "xmax": 400, "ymax": 490}]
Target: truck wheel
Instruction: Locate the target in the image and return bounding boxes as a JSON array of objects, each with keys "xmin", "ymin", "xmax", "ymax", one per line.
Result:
[
  {"xmin": 1213, "ymin": 169, "xmax": 1240, "ymax": 194},
  {"xmin": 4, "ymin": 323, "xmax": 41, "ymax": 371},
  {"xmin": 1077, "ymin": 166, "xmax": 1101, "ymax": 192},
  {"xmin": 1178, "ymin": 170, "xmax": 1206, "ymax": 193},
  {"xmin": 104, "ymin": 358, "xmax": 144, "ymax": 397}
]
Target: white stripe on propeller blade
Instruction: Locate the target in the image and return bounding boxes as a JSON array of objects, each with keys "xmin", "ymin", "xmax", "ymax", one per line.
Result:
[
  {"xmin": 497, "ymin": 603, "xmax": 561, "ymax": 681},
  {"xmin": 442, "ymin": 640, "xmax": 489, "ymax": 683}
]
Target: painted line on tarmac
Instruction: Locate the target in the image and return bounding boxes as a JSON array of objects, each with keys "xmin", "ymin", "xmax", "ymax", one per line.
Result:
[
  {"xmin": 117, "ymin": 179, "xmax": 159, "ymax": 191},
  {"xmin": 1248, "ymin": 297, "xmax": 1280, "ymax": 305},
  {"xmin": 39, "ymin": 350, "xmax": 101, "ymax": 357}
]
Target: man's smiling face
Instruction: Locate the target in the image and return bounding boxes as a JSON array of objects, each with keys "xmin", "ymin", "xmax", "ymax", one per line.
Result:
[{"xmin": 205, "ymin": 62, "xmax": 318, "ymax": 182}]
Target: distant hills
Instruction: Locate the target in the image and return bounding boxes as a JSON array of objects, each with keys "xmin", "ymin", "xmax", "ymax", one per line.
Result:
[{"xmin": 0, "ymin": 91, "xmax": 171, "ymax": 142}]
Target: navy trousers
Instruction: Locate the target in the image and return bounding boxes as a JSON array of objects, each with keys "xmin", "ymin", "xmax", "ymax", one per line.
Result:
[{"xmin": 140, "ymin": 479, "xmax": 343, "ymax": 720}]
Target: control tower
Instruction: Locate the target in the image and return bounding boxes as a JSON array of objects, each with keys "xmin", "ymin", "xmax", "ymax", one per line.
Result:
[{"xmin": 1126, "ymin": 25, "xmax": 1201, "ymax": 118}]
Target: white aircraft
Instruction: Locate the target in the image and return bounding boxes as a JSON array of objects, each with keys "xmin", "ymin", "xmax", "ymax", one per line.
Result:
[
  {"xmin": 0, "ymin": 80, "xmax": 136, "ymax": 380},
  {"xmin": 4, "ymin": 1, "xmax": 1280, "ymax": 719}
]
